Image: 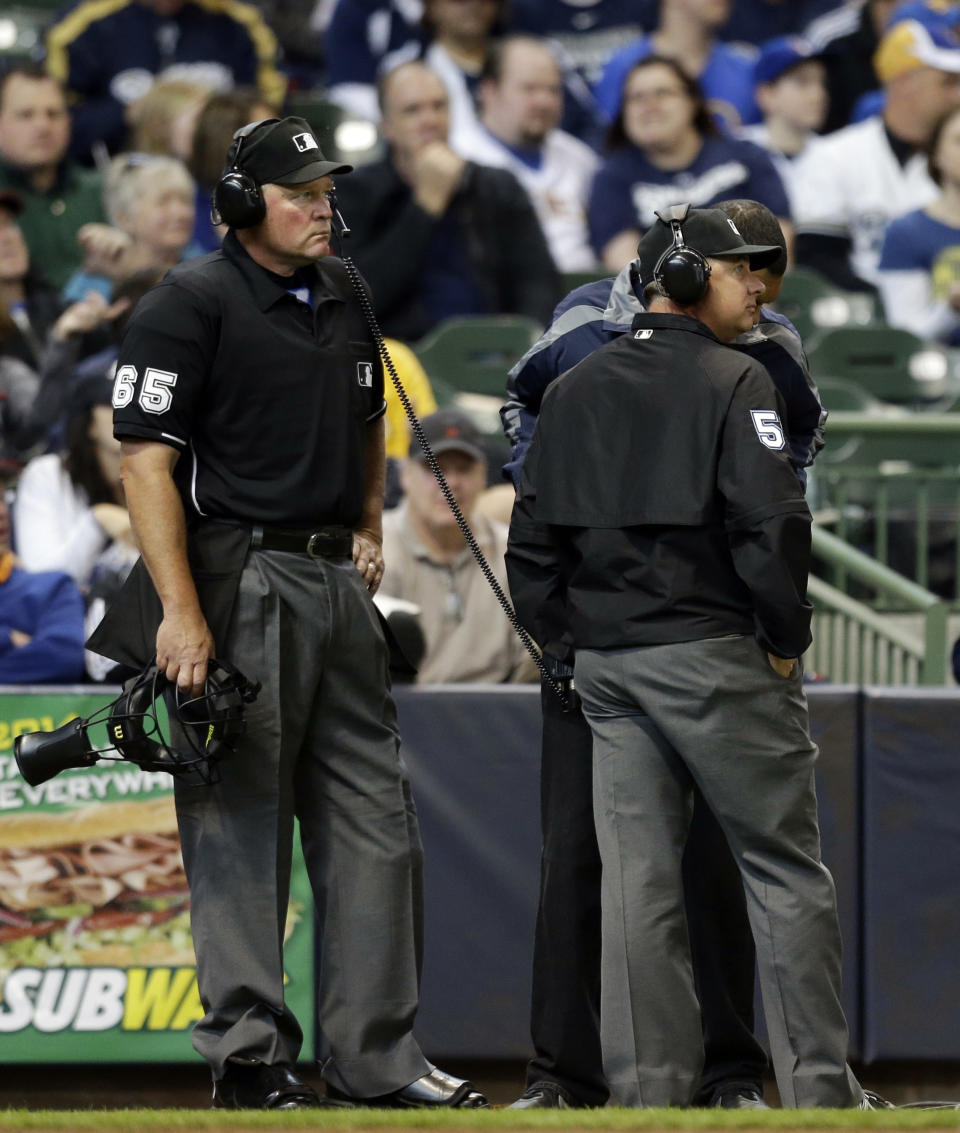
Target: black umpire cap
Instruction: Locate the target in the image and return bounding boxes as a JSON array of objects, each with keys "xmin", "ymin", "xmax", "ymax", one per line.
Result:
[
  {"xmin": 637, "ymin": 205, "xmax": 782, "ymax": 290},
  {"xmin": 235, "ymin": 117, "xmax": 353, "ymax": 184}
]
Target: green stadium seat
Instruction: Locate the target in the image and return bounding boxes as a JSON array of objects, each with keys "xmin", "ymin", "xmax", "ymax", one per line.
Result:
[
  {"xmin": 817, "ymin": 376, "xmax": 879, "ymax": 412},
  {"xmin": 412, "ymin": 315, "xmax": 542, "ymax": 400},
  {"xmin": 561, "ymin": 269, "xmax": 610, "ymax": 294},
  {"xmin": 807, "ymin": 326, "xmax": 953, "ymax": 406},
  {"xmin": 773, "ymin": 266, "xmax": 879, "ymax": 345}
]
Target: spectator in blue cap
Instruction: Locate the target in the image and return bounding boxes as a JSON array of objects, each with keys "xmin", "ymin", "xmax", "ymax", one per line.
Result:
[
  {"xmin": 740, "ymin": 37, "xmax": 828, "ymax": 210},
  {"xmin": 587, "ymin": 55, "xmax": 790, "ymax": 271}
]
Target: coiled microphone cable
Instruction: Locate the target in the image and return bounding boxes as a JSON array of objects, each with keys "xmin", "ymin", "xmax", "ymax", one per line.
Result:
[{"xmin": 336, "ymin": 233, "xmax": 568, "ymax": 709}]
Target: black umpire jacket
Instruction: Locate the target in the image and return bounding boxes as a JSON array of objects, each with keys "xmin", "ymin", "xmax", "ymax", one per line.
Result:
[{"xmin": 505, "ymin": 312, "xmax": 814, "ymax": 663}]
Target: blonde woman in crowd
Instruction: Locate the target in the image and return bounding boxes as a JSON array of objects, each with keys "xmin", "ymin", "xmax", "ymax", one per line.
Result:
[{"xmin": 64, "ymin": 153, "xmax": 199, "ymax": 302}]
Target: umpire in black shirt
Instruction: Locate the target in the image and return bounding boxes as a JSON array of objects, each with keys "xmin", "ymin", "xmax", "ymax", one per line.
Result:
[
  {"xmin": 88, "ymin": 117, "xmax": 486, "ymax": 1112},
  {"xmin": 506, "ymin": 205, "xmax": 865, "ymax": 1109}
]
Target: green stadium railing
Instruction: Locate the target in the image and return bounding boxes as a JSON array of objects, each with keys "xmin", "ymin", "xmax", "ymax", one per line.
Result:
[
  {"xmin": 813, "ymin": 410, "xmax": 960, "ymax": 604},
  {"xmin": 808, "ymin": 526, "xmax": 948, "ymax": 685}
]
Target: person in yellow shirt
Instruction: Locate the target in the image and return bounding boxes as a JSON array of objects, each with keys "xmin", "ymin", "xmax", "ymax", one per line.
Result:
[{"xmin": 382, "ymin": 337, "xmax": 439, "ymax": 460}]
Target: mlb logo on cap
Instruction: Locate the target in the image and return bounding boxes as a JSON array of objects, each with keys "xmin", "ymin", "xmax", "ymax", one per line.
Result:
[{"xmin": 292, "ymin": 132, "xmax": 318, "ymax": 153}]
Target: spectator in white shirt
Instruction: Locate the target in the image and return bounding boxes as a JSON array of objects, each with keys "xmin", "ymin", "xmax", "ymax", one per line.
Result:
[
  {"xmin": 453, "ymin": 35, "xmax": 600, "ymax": 272},
  {"xmin": 792, "ymin": 17, "xmax": 960, "ymax": 290},
  {"xmin": 13, "ymin": 374, "xmax": 137, "ymax": 589}
]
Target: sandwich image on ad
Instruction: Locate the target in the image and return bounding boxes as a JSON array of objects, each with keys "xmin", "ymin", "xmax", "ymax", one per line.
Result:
[
  {"xmin": 0, "ymin": 691, "xmax": 313, "ymax": 1062},
  {"xmin": 0, "ymin": 797, "xmax": 193, "ymax": 977}
]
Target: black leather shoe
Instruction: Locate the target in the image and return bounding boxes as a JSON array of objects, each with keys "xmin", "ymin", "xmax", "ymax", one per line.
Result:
[
  {"xmin": 860, "ymin": 1090, "xmax": 896, "ymax": 1110},
  {"xmin": 213, "ymin": 1059, "xmax": 340, "ymax": 1110},
  {"xmin": 328, "ymin": 1068, "xmax": 488, "ymax": 1108},
  {"xmin": 509, "ymin": 1081, "xmax": 582, "ymax": 1108},
  {"xmin": 712, "ymin": 1087, "xmax": 769, "ymax": 1109}
]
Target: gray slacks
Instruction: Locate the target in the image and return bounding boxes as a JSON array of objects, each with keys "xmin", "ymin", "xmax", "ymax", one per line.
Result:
[
  {"xmin": 173, "ymin": 549, "xmax": 430, "ymax": 1094},
  {"xmin": 575, "ymin": 633, "xmax": 862, "ymax": 1109}
]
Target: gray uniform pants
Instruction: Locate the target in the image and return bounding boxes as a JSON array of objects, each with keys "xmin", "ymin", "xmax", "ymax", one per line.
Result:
[
  {"xmin": 173, "ymin": 549, "xmax": 431, "ymax": 1094},
  {"xmin": 575, "ymin": 633, "xmax": 862, "ymax": 1109}
]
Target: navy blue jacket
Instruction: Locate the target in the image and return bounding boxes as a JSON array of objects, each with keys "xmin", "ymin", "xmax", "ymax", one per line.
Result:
[{"xmin": 501, "ymin": 262, "xmax": 826, "ymax": 489}]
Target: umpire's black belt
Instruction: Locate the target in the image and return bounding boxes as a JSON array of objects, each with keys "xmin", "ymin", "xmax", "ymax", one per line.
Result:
[{"xmin": 250, "ymin": 524, "xmax": 353, "ymax": 559}]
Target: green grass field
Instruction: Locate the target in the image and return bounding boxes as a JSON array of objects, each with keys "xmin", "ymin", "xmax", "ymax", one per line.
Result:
[{"xmin": 2, "ymin": 1109, "xmax": 960, "ymax": 1132}]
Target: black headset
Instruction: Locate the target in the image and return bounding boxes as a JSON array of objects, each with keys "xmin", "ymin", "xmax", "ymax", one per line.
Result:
[
  {"xmin": 652, "ymin": 204, "xmax": 711, "ymax": 305},
  {"xmin": 210, "ymin": 117, "xmax": 281, "ymax": 230},
  {"xmin": 210, "ymin": 117, "xmax": 352, "ymax": 239}
]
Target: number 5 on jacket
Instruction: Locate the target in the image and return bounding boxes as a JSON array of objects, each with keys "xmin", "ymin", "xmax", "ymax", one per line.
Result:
[{"xmin": 750, "ymin": 409, "xmax": 785, "ymax": 450}]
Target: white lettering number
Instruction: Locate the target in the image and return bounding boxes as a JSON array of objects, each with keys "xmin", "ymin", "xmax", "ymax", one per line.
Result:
[
  {"xmin": 112, "ymin": 364, "xmax": 137, "ymax": 408},
  {"xmin": 139, "ymin": 368, "xmax": 178, "ymax": 415},
  {"xmin": 750, "ymin": 409, "xmax": 785, "ymax": 450}
]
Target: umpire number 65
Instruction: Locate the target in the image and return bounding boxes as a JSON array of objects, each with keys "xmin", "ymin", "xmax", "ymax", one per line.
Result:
[{"xmin": 113, "ymin": 364, "xmax": 179, "ymax": 415}]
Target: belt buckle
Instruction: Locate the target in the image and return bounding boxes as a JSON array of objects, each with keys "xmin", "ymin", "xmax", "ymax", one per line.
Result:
[{"xmin": 307, "ymin": 530, "xmax": 342, "ymax": 559}]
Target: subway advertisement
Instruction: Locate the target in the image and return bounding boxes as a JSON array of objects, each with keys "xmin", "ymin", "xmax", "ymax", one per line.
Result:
[{"xmin": 0, "ymin": 689, "xmax": 314, "ymax": 1061}]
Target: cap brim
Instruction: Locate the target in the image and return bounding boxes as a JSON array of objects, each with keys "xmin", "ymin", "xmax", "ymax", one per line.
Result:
[
  {"xmin": 414, "ymin": 439, "xmax": 485, "ymax": 462},
  {"xmin": 757, "ymin": 53, "xmax": 822, "ymax": 84},
  {"xmin": 272, "ymin": 159, "xmax": 354, "ymax": 184},
  {"xmin": 919, "ymin": 43, "xmax": 960, "ymax": 73},
  {"xmin": 714, "ymin": 242, "xmax": 782, "ymax": 269}
]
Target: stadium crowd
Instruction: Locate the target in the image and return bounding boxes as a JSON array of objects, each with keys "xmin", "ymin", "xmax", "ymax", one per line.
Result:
[{"xmin": 1, "ymin": 0, "xmax": 960, "ymax": 684}]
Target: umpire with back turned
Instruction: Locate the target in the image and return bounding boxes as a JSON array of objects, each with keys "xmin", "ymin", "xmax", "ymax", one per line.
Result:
[
  {"xmin": 501, "ymin": 200, "xmax": 824, "ymax": 1110},
  {"xmin": 506, "ymin": 204, "xmax": 865, "ymax": 1108},
  {"xmin": 87, "ymin": 116, "xmax": 487, "ymax": 1112}
]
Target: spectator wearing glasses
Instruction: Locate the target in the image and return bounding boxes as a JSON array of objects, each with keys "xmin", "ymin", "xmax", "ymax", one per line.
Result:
[{"xmin": 587, "ymin": 55, "xmax": 790, "ymax": 271}]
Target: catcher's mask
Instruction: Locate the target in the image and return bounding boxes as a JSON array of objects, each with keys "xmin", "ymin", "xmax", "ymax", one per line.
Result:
[{"xmin": 14, "ymin": 659, "xmax": 260, "ymax": 787}]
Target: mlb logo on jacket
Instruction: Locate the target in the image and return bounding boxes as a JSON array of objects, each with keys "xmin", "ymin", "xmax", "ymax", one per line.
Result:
[{"xmin": 357, "ymin": 362, "xmax": 373, "ymax": 388}]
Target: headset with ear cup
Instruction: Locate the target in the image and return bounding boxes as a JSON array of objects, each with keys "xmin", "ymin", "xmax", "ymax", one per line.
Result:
[
  {"xmin": 652, "ymin": 203, "xmax": 711, "ymax": 305},
  {"xmin": 210, "ymin": 117, "xmax": 281, "ymax": 230}
]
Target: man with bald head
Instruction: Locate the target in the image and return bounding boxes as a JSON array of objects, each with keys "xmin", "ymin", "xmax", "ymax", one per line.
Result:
[{"xmin": 341, "ymin": 60, "xmax": 561, "ymax": 341}]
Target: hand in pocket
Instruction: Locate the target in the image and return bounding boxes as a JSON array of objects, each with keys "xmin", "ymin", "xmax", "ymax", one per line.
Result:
[{"xmin": 767, "ymin": 653, "xmax": 796, "ymax": 678}]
